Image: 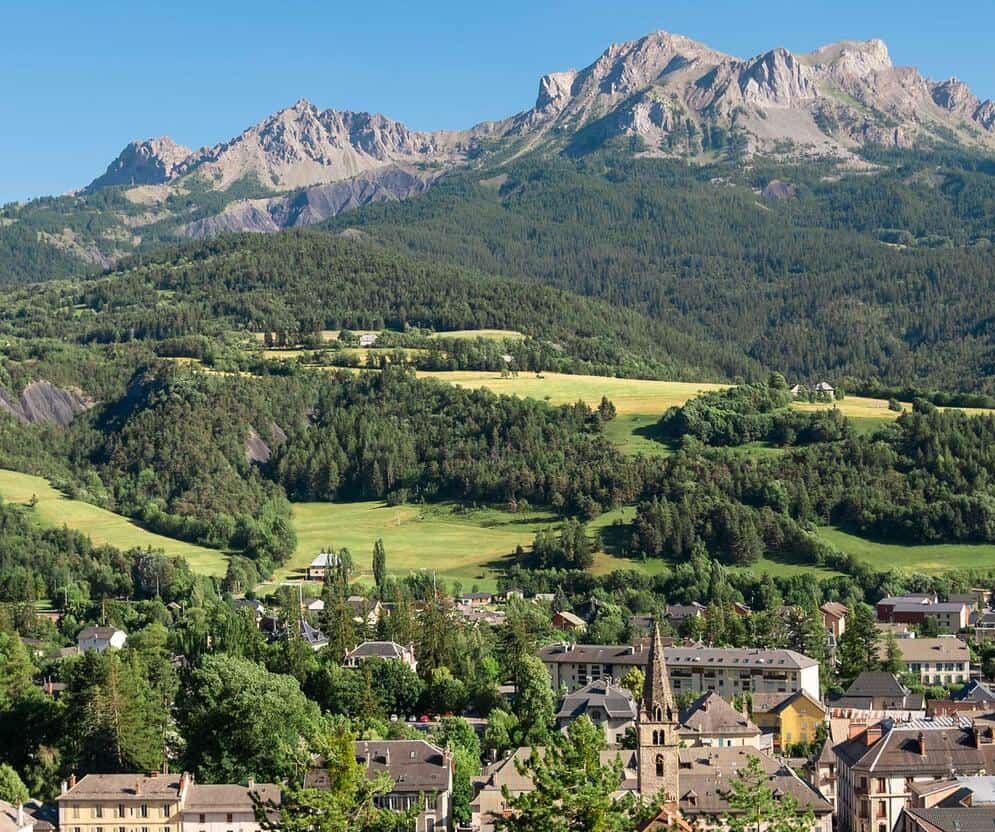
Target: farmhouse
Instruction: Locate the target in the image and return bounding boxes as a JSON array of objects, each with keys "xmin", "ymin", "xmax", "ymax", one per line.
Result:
[
  {"xmin": 76, "ymin": 626, "xmax": 127, "ymax": 653},
  {"xmin": 305, "ymin": 551, "xmax": 340, "ymax": 580}
]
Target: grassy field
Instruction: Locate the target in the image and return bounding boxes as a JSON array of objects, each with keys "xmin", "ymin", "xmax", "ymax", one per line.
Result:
[
  {"xmin": 281, "ymin": 501, "xmax": 558, "ymax": 590},
  {"xmin": 427, "ymin": 329, "xmax": 525, "ymax": 341},
  {"xmin": 0, "ymin": 469, "xmax": 228, "ymax": 576},
  {"xmin": 817, "ymin": 526, "xmax": 995, "ymax": 574},
  {"xmin": 415, "ymin": 371, "xmax": 727, "ymax": 416}
]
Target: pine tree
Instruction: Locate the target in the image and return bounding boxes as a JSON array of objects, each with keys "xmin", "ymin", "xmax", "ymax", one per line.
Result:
[{"xmin": 720, "ymin": 754, "xmax": 815, "ymax": 832}]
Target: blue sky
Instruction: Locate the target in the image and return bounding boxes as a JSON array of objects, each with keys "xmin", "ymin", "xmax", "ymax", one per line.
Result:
[{"xmin": 2, "ymin": 0, "xmax": 994, "ymax": 203}]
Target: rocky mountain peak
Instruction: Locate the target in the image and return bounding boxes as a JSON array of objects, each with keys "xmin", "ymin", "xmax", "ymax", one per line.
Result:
[
  {"xmin": 806, "ymin": 38, "xmax": 893, "ymax": 76},
  {"xmin": 87, "ymin": 136, "xmax": 193, "ymax": 190},
  {"xmin": 931, "ymin": 77, "xmax": 980, "ymax": 115},
  {"xmin": 739, "ymin": 47, "xmax": 818, "ymax": 106}
]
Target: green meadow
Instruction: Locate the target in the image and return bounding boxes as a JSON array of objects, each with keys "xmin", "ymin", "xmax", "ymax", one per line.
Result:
[{"xmin": 0, "ymin": 469, "xmax": 228, "ymax": 576}]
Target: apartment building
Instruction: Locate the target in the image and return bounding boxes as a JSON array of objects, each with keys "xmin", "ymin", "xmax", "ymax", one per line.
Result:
[
  {"xmin": 538, "ymin": 643, "xmax": 820, "ymax": 699},
  {"xmin": 180, "ymin": 785, "xmax": 279, "ymax": 832},
  {"xmin": 58, "ymin": 773, "xmax": 189, "ymax": 832},
  {"xmin": 876, "ymin": 595, "xmax": 969, "ymax": 633},
  {"xmin": 833, "ymin": 720, "xmax": 995, "ymax": 832},
  {"xmin": 884, "ymin": 637, "xmax": 971, "ymax": 686},
  {"xmin": 308, "ymin": 741, "xmax": 452, "ymax": 832},
  {"xmin": 57, "ymin": 774, "xmax": 278, "ymax": 832}
]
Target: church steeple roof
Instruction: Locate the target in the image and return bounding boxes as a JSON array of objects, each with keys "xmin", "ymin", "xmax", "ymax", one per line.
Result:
[{"xmin": 642, "ymin": 621, "xmax": 676, "ymax": 722}]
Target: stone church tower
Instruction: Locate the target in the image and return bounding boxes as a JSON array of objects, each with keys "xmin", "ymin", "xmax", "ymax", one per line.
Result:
[{"xmin": 637, "ymin": 621, "xmax": 680, "ymax": 800}]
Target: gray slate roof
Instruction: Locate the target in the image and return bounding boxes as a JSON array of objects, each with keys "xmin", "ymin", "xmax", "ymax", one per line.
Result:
[
  {"xmin": 678, "ymin": 691, "xmax": 760, "ymax": 738},
  {"xmin": 904, "ymin": 807, "xmax": 995, "ymax": 832},
  {"xmin": 556, "ymin": 679, "xmax": 637, "ymax": 721}
]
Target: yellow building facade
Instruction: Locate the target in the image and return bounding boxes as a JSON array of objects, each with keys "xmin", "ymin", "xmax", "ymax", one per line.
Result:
[{"xmin": 751, "ymin": 690, "xmax": 826, "ymax": 750}]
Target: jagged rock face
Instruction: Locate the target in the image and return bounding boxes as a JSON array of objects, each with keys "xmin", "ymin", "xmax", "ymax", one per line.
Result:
[
  {"xmin": 185, "ymin": 166, "xmax": 436, "ymax": 237},
  {"xmin": 738, "ymin": 48, "xmax": 818, "ymax": 107},
  {"xmin": 931, "ymin": 77, "xmax": 980, "ymax": 116},
  {"xmin": 178, "ymin": 99, "xmax": 462, "ymax": 190},
  {"xmin": 88, "ymin": 137, "xmax": 193, "ymax": 189},
  {"xmin": 0, "ymin": 380, "xmax": 95, "ymax": 426},
  {"xmin": 72, "ymin": 29, "xmax": 995, "ymax": 256},
  {"xmin": 89, "ymin": 99, "xmax": 466, "ymax": 197},
  {"xmin": 501, "ymin": 30, "xmax": 995, "ymax": 158},
  {"xmin": 975, "ymin": 100, "xmax": 995, "ymax": 131}
]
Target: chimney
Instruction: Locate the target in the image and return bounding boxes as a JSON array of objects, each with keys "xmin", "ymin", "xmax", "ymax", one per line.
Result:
[
  {"xmin": 60, "ymin": 781, "xmax": 68, "ymax": 795},
  {"xmin": 68, "ymin": 773, "xmax": 77, "ymax": 789},
  {"xmin": 247, "ymin": 777, "xmax": 255, "ymax": 790},
  {"xmin": 16, "ymin": 802, "xmax": 24, "ymax": 827},
  {"xmin": 918, "ymin": 731, "xmax": 927, "ymax": 757},
  {"xmin": 865, "ymin": 724, "xmax": 883, "ymax": 747}
]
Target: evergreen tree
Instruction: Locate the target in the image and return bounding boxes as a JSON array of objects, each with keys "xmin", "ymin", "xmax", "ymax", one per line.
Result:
[
  {"xmin": 720, "ymin": 754, "xmax": 816, "ymax": 832},
  {"xmin": 495, "ymin": 716, "xmax": 656, "ymax": 831},
  {"xmin": 372, "ymin": 539, "xmax": 387, "ymax": 596},
  {"xmin": 254, "ymin": 728, "xmax": 417, "ymax": 832},
  {"xmin": 838, "ymin": 604, "xmax": 881, "ymax": 683}
]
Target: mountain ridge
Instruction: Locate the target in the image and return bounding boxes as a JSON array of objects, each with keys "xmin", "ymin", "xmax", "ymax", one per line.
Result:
[{"xmin": 86, "ymin": 30, "xmax": 995, "ymax": 198}]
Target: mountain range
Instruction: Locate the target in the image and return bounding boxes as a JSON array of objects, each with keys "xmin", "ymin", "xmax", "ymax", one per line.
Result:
[{"xmin": 34, "ymin": 31, "xmax": 985, "ymax": 249}]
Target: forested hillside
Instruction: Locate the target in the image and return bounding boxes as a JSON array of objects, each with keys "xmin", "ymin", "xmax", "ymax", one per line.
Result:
[
  {"xmin": 0, "ymin": 232, "xmax": 756, "ymax": 381},
  {"xmin": 324, "ymin": 150, "xmax": 995, "ymax": 390}
]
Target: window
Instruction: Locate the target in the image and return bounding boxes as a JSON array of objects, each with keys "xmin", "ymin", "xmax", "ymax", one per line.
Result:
[
  {"xmin": 140, "ymin": 805, "xmax": 149, "ymax": 819},
  {"xmin": 199, "ymin": 815, "xmax": 206, "ymax": 824},
  {"xmin": 226, "ymin": 814, "xmax": 233, "ymax": 823},
  {"xmin": 656, "ymin": 755, "xmax": 665, "ymax": 778},
  {"xmin": 876, "ymin": 778, "xmax": 886, "ymax": 794},
  {"xmin": 95, "ymin": 806, "xmax": 103, "ymax": 819},
  {"xmin": 118, "ymin": 805, "xmax": 125, "ymax": 818}
]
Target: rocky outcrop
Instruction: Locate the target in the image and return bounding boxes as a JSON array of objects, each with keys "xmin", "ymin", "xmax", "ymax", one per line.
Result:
[
  {"xmin": 91, "ymin": 99, "xmax": 467, "ymax": 197},
  {"xmin": 500, "ymin": 30, "xmax": 995, "ymax": 158},
  {"xmin": 87, "ymin": 137, "xmax": 193, "ymax": 189},
  {"xmin": 245, "ymin": 422, "xmax": 287, "ymax": 464},
  {"xmin": 186, "ymin": 166, "xmax": 436, "ymax": 237},
  {"xmin": 0, "ymin": 380, "xmax": 95, "ymax": 426}
]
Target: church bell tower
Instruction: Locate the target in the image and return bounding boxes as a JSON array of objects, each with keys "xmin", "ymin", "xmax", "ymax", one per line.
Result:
[{"xmin": 637, "ymin": 621, "xmax": 680, "ymax": 800}]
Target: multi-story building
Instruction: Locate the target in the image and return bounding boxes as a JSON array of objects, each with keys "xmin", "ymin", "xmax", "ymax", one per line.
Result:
[
  {"xmin": 309, "ymin": 741, "xmax": 452, "ymax": 832},
  {"xmin": 58, "ymin": 773, "xmax": 191, "ymax": 832},
  {"xmin": 675, "ymin": 746, "xmax": 833, "ymax": 832},
  {"xmin": 821, "ymin": 602, "xmax": 848, "ymax": 642},
  {"xmin": 76, "ymin": 627, "xmax": 127, "ymax": 653},
  {"xmin": 538, "ymin": 643, "xmax": 820, "ymax": 699},
  {"xmin": 180, "ymin": 785, "xmax": 280, "ymax": 832},
  {"xmin": 876, "ymin": 594, "xmax": 969, "ymax": 633},
  {"xmin": 555, "ymin": 679, "xmax": 637, "ymax": 746},
  {"xmin": 884, "ymin": 637, "xmax": 971, "ymax": 686},
  {"xmin": 830, "ymin": 671, "xmax": 926, "ymax": 716},
  {"xmin": 57, "ymin": 774, "xmax": 278, "ymax": 832},
  {"xmin": 678, "ymin": 691, "xmax": 762, "ymax": 748},
  {"xmin": 342, "ymin": 641, "xmax": 417, "ymax": 672},
  {"xmin": 833, "ymin": 720, "xmax": 995, "ymax": 832},
  {"xmin": 750, "ymin": 690, "xmax": 827, "ymax": 751}
]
